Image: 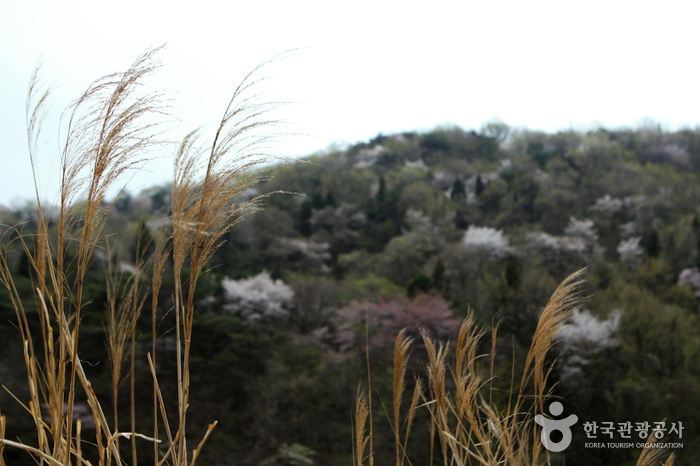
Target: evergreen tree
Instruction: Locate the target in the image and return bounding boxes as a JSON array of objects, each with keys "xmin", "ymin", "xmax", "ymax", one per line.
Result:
[
  {"xmin": 377, "ymin": 175, "xmax": 386, "ymax": 203},
  {"xmin": 475, "ymin": 174, "xmax": 485, "ymax": 196},
  {"xmin": 451, "ymin": 178, "xmax": 466, "ymax": 201},
  {"xmin": 431, "ymin": 257, "xmax": 446, "ymax": 292}
]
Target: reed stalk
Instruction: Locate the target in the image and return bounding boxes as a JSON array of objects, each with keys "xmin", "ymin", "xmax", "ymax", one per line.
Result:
[
  {"xmin": 355, "ymin": 268, "xmax": 675, "ymax": 465},
  {"xmin": 0, "ymin": 47, "xmax": 289, "ymax": 466}
]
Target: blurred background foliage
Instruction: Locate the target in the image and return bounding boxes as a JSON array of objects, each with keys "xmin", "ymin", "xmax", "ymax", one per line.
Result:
[{"xmin": 2, "ymin": 123, "xmax": 700, "ymax": 465}]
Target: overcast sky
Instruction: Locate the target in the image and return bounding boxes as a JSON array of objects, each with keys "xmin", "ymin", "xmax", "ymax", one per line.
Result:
[{"xmin": 2, "ymin": 0, "xmax": 700, "ymax": 206}]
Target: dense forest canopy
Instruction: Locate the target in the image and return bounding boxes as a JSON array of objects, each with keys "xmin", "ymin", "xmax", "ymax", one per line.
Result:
[{"xmin": 2, "ymin": 123, "xmax": 699, "ymax": 465}]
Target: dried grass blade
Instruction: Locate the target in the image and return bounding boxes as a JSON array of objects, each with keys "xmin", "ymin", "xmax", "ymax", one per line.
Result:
[
  {"xmin": 189, "ymin": 421, "xmax": 218, "ymax": 466},
  {"xmin": 355, "ymin": 387, "xmax": 370, "ymax": 466}
]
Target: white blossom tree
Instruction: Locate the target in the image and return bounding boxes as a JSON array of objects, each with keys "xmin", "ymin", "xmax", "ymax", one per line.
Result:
[
  {"xmin": 617, "ymin": 236, "xmax": 644, "ymax": 268},
  {"xmin": 588, "ymin": 194, "xmax": 623, "ymax": 216},
  {"xmin": 462, "ymin": 225, "xmax": 510, "ymax": 257},
  {"xmin": 222, "ymin": 272, "xmax": 294, "ymax": 321},
  {"xmin": 678, "ymin": 267, "xmax": 700, "ymax": 297},
  {"xmin": 557, "ymin": 309, "xmax": 622, "ymax": 380},
  {"xmin": 524, "ymin": 231, "xmax": 560, "ymax": 253},
  {"xmin": 560, "ymin": 216, "xmax": 599, "ymax": 255}
]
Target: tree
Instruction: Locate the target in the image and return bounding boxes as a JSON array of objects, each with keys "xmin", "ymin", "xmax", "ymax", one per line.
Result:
[
  {"xmin": 481, "ymin": 120, "xmax": 510, "ymax": 144},
  {"xmin": 378, "ymin": 233, "xmax": 442, "ymax": 285},
  {"xmin": 475, "ymin": 174, "xmax": 485, "ymax": 196},
  {"xmin": 406, "ymin": 273, "xmax": 431, "ymax": 298},
  {"xmin": 376, "ymin": 175, "xmax": 386, "ymax": 203},
  {"xmin": 431, "ymin": 257, "xmax": 446, "ymax": 292},
  {"xmin": 450, "ymin": 178, "xmax": 466, "ymax": 201},
  {"xmin": 334, "ymin": 294, "xmax": 461, "ymax": 352},
  {"xmin": 221, "ymin": 271, "xmax": 294, "ymax": 322}
]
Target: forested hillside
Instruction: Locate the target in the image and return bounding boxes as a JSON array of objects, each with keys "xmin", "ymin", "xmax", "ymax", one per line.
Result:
[{"xmin": 2, "ymin": 123, "xmax": 699, "ymax": 465}]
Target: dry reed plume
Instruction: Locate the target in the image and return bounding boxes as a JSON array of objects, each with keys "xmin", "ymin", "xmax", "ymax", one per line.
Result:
[
  {"xmin": 355, "ymin": 269, "xmax": 675, "ymax": 466},
  {"xmin": 0, "ymin": 47, "xmax": 289, "ymax": 466}
]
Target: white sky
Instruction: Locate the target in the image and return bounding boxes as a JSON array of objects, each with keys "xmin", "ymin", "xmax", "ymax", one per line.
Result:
[{"xmin": 2, "ymin": 0, "xmax": 700, "ymax": 206}]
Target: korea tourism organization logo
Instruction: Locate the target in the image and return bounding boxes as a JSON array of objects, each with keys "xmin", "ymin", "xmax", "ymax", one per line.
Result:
[
  {"xmin": 534, "ymin": 401, "xmax": 578, "ymax": 452},
  {"xmin": 535, "ymin": 402, "xmax": 684, "ymax": 452}
]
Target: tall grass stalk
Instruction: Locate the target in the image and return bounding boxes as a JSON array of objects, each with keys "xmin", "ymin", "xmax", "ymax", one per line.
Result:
[
  {"xmin": 0, "ymin": 47, "xmax": 288, "ymax": 466},
  {"xmin": 359, "ymin": 269, "xmax": 675, "ymax": 466}
]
